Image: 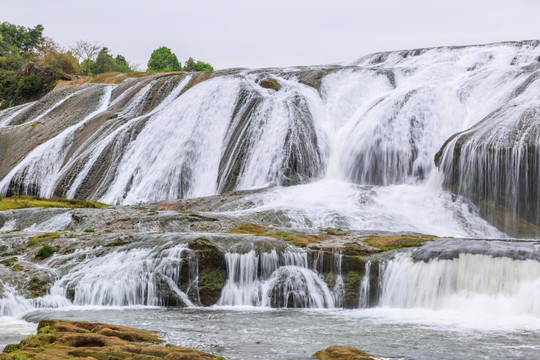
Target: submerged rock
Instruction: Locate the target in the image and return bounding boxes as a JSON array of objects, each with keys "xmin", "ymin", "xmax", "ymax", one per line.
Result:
[
  {"xmin": 0, "ymin": 320, "xmax": 219, "ymax": 359},
  {"xmin": 313, "ymin": 345, "xmax": 380, "ymax": 360}
]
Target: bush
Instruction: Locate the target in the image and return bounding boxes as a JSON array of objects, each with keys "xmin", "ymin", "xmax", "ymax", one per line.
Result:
[
  {"xmin": 147, "ymin": 46, "xmax": 181, "ymax": 72},
  {"xmin": 36, "ymin": 244, "xmax": 55, "ymax": 259},
  {"xmin": 17, "ymin": 74, "xmax": 44, "ymax": 96}
]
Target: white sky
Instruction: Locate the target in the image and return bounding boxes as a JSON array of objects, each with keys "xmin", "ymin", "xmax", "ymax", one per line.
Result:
[{"xmin": 2, "ymin": 0, "xmax": 539, "ymax": 70}]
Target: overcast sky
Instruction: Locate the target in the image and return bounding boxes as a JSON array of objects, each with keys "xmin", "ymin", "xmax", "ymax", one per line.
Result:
[{"xmin": 2, "ymin": 0, "xmax": 539, "ymax": 70}]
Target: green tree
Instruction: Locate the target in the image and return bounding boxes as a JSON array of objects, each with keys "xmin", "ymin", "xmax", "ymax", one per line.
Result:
[
  {"xmin": 114, "ymin": 54, "xmax": 131, "ymax": 72},
  {"xmin": 183, "ymin": 57, "xmax": 213, "ymax": 72},
  {"xmin": 91, "ymin": 47, "xmax": 116, "ymax": 74},
  {"xmin": 147, "ymin": 46, "xmax": 181, "ymax": 72},
  {"xmin": 183, "ymin": 57, "xmax": 196, "ymax": 71},
  {"xmin": 0, "ymin": 22, "xmax": 44, "ymax": 55}
]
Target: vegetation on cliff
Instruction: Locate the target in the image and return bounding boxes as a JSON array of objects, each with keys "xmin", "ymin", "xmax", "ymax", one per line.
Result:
[{"xmin": 0, "ymin": 22, "xmax": 215, "ymax": 109}]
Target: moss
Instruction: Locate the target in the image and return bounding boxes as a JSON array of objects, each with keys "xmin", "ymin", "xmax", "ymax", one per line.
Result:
[
  {"xmin": 230, "ymin": 223, "xmax": 266, "ymax": 235},
  {"xmin": 189, "ymin": 237, "xmax": 225, "ymax": 306},
  {"xmin": 28, "ymin": 121, "xmax": 41, "ymax": 133},
  {"xmin": 1, "ymin": 256, "xmax": 18, "ymax": 267},
  {"xmin": 364, "ymin": 234, "xmax": 437, "ymax": 251},
  {"xmin": 230, "ymin": 223, "xmax": 325, "ymax": 247},
  {"xmin": 0, "ymin": 196, "xmax": 107, "ymax": 211},
  {"xmin": 321, "ymin": 67, "xmax": 338, "ymax": 74},
  {"xmin": 84, "ymin": 228, "xmax": 95, "ymax": 233},
  {"xmin": 27, "ymin": 276, "xmax": 50, "ymax": 297},
  {"xmin": 313, "ymin": 345, "xmax": 378, "ymax": 360},
  {"xmin": 344, "ymin": 271, "xmax": 362, "ymax": 306},
  {"xmin": 12, "ymin": 264, "xmax": 24, "ymax": 272},
  {"xmin": 3, "ymin": 344, "xmax": 18, "ymax": 353},
  {"xmin": 27, "ymin": 232, "xmax": 61, "ymax": 248},
  {"xmin": 0, "ymin": 320, "xmax": 223, "ymax": 360}
]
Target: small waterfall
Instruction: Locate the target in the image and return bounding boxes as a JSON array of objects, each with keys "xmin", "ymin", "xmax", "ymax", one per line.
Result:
[
  {"xmin": 358, "ymin": 261, "xmax": 371, "ymax": 308},
  {"xmin": 378, "ymin": 252, "xmax": 540, "ymax": 317},
  {"xmin": 331, "ymin": 251, "xmax": 344, "ymax": 307},
  {"xmin": 217, "ymin": 249, "xmax": 336, "ymax": 308},
  {"xmin": 51, "ymin": 244, "xmax": 197, "ymax": 307},
  {"xmin": 0, "ymin": 282, "xmax": 33, "ymax": 317}
]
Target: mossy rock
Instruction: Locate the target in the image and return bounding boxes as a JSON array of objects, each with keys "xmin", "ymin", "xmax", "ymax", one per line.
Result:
[
  {"xmin": 259, "ymin": 78, "xmax": 280, "ymax": 91},
  {"xmin": 343, "ymin": 271, "xmax": 362, "ymax": 308},
  {"xmin": 25, "ymin": 274, "xmax": 52, "ymax": 298},
  {"xmin": 0, "ymin": 320, "xmax": 219, "ymax": 360},
  {"xmin": 188, "ymin": 237, "xmax": 226, "ymax": 306},
  {"xmin": 364, "ymin": 234, "xmax": 437, "ymax": 251},
  {"xmin": 313, "ymin": 345, "xmax": 379, "ymax": 360}
]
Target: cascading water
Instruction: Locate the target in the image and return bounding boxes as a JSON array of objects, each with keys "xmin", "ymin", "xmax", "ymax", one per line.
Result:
[
  {"xmin": 1, "ymin": 42, "xmax": 537, "ymax": 236},
  {"xmin": 378, "ymin": 251, "xmax": 540, "ymax": 318},
  {"xmin": 217, "ymin": 249, "xmax": 335, "ymax": 308},
  {"xmin": 49, "ymin": 244, "xmax": 197, "ymax": 307},
  {"xmin": 358, "ymin": 261, "xmax": 371, "ymax": 308}
]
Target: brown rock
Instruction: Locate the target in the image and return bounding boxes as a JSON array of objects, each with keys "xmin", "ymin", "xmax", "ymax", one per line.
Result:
[{"xmin": 313, "ymin": 345, "xmax": 380, "ymax": 360}]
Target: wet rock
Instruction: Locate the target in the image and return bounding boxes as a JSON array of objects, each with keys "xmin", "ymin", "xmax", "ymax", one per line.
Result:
[
  {"xmin": 189, "ymin": 237, "xmax": 226, "ymax": 305},
  {"xmin": 25, "ymin": 272, "xmax": 53, "ymax": 298},
  {"xmin": 259, "ymin": 78, "xmax": 280, "ymax": 91},
  {"xmin": 313, "ymin": 345, "xmax": 380, "ymax": 360},
  {"xmin": 0, "ymin": 320, "xmax": 219, "ymax": 359}
]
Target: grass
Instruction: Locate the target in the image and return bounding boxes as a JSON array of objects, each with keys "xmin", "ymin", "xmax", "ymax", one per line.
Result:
[
  {"xmin": 0, "ymin": 195, "xmax": 107, "ymax": 211},
  {"xmin": 230, "ymin": 223, "xmax": 325, "ymax": 247},
  {"xmin": 36, "ymin": 244, "xmax": 55, "ymax": 259}
]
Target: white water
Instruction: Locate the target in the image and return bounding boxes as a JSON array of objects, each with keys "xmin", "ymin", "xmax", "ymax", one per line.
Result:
[
  {"xmin": 359, "ymin": 261, "xmax": 371, "ymax": 308},
  {"xmin": 217, "ymin": 250, "xmax": 336, "ymax": 308},
  {"xmin": 49, "ymin": 244, "xmax": 196, "ymax": 307},
  {"xmin": 0, "ymin": 102, "xmax": 34, "ymax": 127},
  {"xmin": 379, "ymin": 253, "xmax": 540, "ymax": 318}
]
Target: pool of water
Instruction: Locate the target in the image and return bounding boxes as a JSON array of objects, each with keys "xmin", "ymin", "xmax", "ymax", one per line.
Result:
[{"xmin": 2, "ymin": 306, "xmax": 538, "ymax": 359}]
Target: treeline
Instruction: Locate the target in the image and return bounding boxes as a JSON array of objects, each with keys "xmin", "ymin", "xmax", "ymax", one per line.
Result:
[{"xmin": 0, "ymin": 21, "xmax": 214, "ymax": 109}]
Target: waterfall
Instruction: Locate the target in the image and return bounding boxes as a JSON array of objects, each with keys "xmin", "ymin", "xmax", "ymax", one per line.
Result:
[
  {"xmin": 378, "ymin": 252, "xmax": 540, "ymax": 317},
  {"xmin": 358, "ymin": 261, "xmax": 371, "ymax": 308},
  {"xmin": 0, "ymin": 42, "xmax": 538, "ymax": 236},
  {"xmin": 217, "ymin": 250, "xmax": 336, "ymax": 308},
  {"xmin": 50, "ymin": 244, "xmax": 197, "ymax": 307}
]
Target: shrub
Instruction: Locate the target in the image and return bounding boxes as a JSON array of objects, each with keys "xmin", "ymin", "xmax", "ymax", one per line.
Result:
[
  {"xmin": 17, "ymin": 74, "xmax": 44, "ymax": 96},
  {"xmin": 36, "ymin": 244, "xmax": 55, "ymax": 259}
]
